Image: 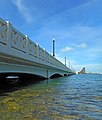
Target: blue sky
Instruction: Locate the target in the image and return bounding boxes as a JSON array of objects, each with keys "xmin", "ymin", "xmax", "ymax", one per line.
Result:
[{"xmin": 0, "ymin": 0, "xmax": 102, "ymax": 73}]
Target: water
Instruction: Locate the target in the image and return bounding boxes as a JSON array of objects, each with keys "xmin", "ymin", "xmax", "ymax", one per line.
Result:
[{"xmin": 0, "ymin": 74, "xmax": 102, "ymax": 120}]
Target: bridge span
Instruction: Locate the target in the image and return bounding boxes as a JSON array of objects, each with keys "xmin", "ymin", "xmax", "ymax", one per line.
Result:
[{"xmin": 0, "ymin": 18, "xmax": 75, "ymax": 79}]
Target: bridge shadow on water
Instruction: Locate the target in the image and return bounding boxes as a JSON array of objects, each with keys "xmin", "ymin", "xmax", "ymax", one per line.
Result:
[
  {"xmin": 0, "ymin": 73, "xmax": 66, "ymax": 96},
  {"xmin": 0, "ymin": 73, "xmax": 46, "ymax": 96}
]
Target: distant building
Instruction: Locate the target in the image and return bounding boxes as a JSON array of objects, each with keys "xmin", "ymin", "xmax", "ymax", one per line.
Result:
[{"xmin": 78, "ymin": 67, "xmax": 85, "ymax": 74}]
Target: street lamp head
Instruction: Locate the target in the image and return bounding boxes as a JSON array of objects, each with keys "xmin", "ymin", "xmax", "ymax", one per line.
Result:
[{"xmin": 52, "ymin": 37, "xmax": 55, "ymax": 41}]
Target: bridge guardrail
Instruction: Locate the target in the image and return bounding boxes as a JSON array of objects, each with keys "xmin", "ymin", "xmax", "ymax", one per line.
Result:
[
  {"xmin": 11, "ymin": 25, "xmax": 27, "ymax": 53},
  {"xmin": 0, "ymin": 18, "xmax": 73, "ymax": 72},
  {"xmin": 0, "ymin": 18, "xmax": 7, "ymax": 45},
  {"xmin": 27, "ymin": 38, "xmax": 38, "ymax": 58}
]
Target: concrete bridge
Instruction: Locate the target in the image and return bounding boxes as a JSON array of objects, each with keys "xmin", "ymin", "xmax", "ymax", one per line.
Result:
[{"xmin": 0, "ymin": 18, "xmax": 75, "ymax": 79}]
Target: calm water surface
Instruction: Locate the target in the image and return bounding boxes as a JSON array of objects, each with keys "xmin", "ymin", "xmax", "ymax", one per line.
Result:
[{"xmin": 0, "ymin": 74, "xmax": 102, "ymax": 120}]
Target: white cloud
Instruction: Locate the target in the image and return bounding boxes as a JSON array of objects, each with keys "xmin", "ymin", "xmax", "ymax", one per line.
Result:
[
  {"xmin": 12, "ymin": 0, "xmax": 33, "ymax": 23},
  {"xmin": 61, "ymin": 46, "xmax": 73, "ymax": 52},
  {"xmin": 60, "ymin": 43, "xmax": 87, "ymax": 53},
  {"xmin": 80, "ymin": 43, "xmax": 87, "ymax": 48},
  {"xmin": 76, "ymin": 43, "xmax": 87, "ymax": 48}
]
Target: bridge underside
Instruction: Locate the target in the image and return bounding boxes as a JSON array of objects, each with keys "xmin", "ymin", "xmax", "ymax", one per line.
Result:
[{"xmin": 0, "ymin": 62, "xmax": 71, "ymax": 80}]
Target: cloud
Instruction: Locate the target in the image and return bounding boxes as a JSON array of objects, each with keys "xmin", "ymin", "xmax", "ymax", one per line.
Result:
[
  {"xmin": 60, "ymin": 42, "xmax": 87, "ymax": 53},
  {"xmin": 61, "ymin": 46, "xmax": 73, "ymax": 52},
  {"xmin": 79, "ymin": 43, "xmax": 87, "ymax": 48},
  {"xmin": 12, "ymin": 0, "xmax": 33, "ymax": 23},
  {"xmin": 75, "ymin": 43, "xmax": 87, "ymax": 48}
]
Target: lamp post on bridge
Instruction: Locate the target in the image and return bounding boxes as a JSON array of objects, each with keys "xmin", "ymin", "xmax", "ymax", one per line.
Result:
[
  {"xmin": 65, "ymin": 57, "xmax": 66, "ymax": 66},
  {"xmin": 52, "ymin": 38, "xmax": 55, "ymax": 57},
  {"xmin": 69, "ymin": 62, "xmax": 70, "ymax": 69}
]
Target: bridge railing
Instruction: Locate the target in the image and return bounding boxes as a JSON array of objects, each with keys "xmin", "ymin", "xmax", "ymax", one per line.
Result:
[
  {"xmin": 0, "ymin": 18, "xmax": 71, "ymax": 72},
  {"xmin": 11, "ymin": 25, "xmax": 27, "ymax": 53},
  {"xmin": 27, "ymin": 38, "xmax": 38, "ymax": 58},
  {"xmin": 0, "ymin": 18, "xmax": 7, "ymax": 45}
]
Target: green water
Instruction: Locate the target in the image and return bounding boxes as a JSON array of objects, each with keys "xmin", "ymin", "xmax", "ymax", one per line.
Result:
[{"xmin": 0, "ymin": 74, "xmax": 102, "ymax": 120}]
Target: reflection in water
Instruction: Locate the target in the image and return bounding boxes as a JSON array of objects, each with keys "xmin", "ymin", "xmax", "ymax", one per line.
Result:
[{"xmin": 0, "ymin": 74, "xmax": 102, "ymax": 120}]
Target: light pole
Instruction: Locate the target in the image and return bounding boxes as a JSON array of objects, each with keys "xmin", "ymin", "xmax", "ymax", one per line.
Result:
[
  {"xmin": 52, "ymin": 38, "xmax": 55, "ymax": 57},
  {"xmin": 69, "ymin": 62, "xmax": 70, "ymax": 69},
  {"xmin": 65, "ymin": 57, "xmax": 66, "ymax": 66}
]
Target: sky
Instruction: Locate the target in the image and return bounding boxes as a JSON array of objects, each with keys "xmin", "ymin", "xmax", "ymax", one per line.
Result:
[{"xmin": 0, "ymin": 0, "xmax": 102, "ymax": 73}]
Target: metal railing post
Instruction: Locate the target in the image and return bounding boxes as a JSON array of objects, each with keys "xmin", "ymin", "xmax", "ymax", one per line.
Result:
[
  {"xmin": 6, "ymin": 21, "xmax": 12, "ymax": 47},
  {"xmin": 25, "ymin": 35, "xmax": 29, "ymax": 54}
]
